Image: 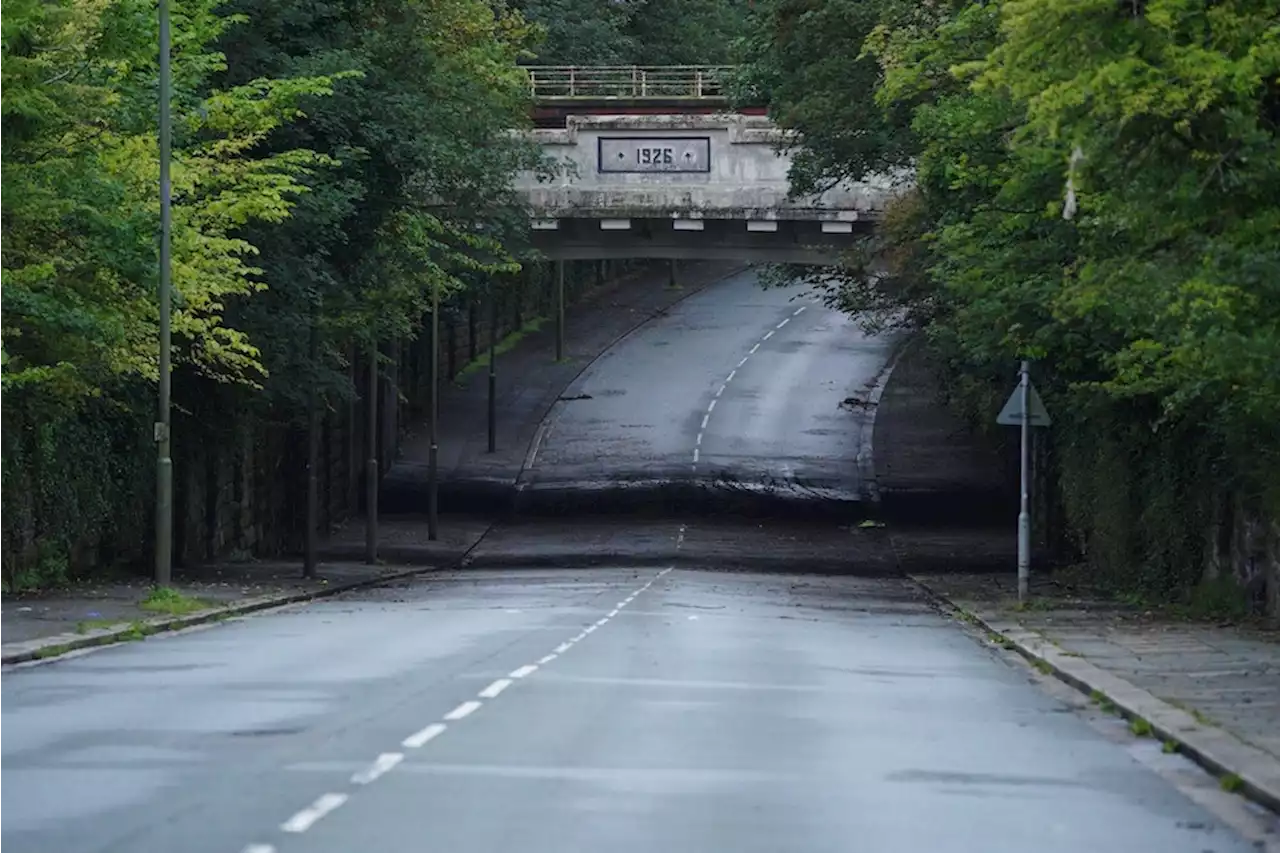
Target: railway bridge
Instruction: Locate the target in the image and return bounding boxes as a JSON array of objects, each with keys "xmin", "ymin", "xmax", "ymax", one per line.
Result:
[{"xmin": 513, "ymin": 66, "xmax": 901, "ymax": 265}]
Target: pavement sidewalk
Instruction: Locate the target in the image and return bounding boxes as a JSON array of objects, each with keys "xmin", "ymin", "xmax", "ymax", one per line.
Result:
[
  {"xmin": 914, "ymin": 571, "xmax": 1280, "ymax": 814},
  {"xmin": 1, "ymin": 516, "xmax": 493, "ymax": 665},
  {"xmin": 871, "ymin": 338, "xmax": 1015, "ymax": 527},
  {"xmin": 874, "ymin": 338, "xmax": 1280, "ymax": 813}
]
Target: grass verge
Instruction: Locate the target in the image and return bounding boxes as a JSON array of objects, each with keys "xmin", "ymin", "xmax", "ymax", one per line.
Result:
[
  {"xmin": 139, "ymin": 587, "xmax": 212, "ymax": 616},
  {"xmin": 452, "ymin": 316, "xmax": 547, "ymax": 385}
]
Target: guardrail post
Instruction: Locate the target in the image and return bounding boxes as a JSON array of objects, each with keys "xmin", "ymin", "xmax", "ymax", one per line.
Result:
[{"xmin": 568, "ymin": 66, "xmax": 576, "ymax": 97}]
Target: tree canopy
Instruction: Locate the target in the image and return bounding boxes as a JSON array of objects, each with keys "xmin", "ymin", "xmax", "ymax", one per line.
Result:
[
  {"xmin": 737, "ymin": 0, "xmax": 1280, "ymax": 593},
  {"xmin": 513, "ymin": 0, "xmax": 751, "ymax": 65},
  {"xmin": 1, "ymin": 0, "xmax": 549, "ymax": 587}
]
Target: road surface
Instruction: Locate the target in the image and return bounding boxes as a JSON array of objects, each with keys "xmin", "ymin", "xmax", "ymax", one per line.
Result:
[
  {"xmin": 521, "ymin": 268, "xmax": 897, "ymax": 511},
  {"xmin": 2, "ymin": 269, "xmax": 1271, "ymax": 852},
  {"xmin": 2, "ymin": 566, "xmax": 1267, "ymax": 853}
]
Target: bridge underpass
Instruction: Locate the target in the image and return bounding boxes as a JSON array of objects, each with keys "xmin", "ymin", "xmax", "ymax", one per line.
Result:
[
  {"xmin": 391, "ymin": 66, "xmax": 1003, "ymax": 528},
  {"xmin": 512, "ymin": 70, "xmax": 900, "ymax": 266},
  {"xmin": 384, "ymin": 67, "xmax": 996, "ymax": 526}
]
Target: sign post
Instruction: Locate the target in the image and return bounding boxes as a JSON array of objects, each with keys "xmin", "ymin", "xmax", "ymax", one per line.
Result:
[{"xmin": 997, "ymin": 361, "xmax": 1051, "ymax": 603}]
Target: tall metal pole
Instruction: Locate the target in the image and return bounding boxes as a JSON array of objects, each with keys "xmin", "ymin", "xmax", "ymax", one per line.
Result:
[
  {"xmin": 427, "ymin": 282, "xmax": 440, "ymax": 541},
  {"xmin": 1017, "ymin": 359, "xmax": 1031, "ymax": 603},
  {"xmin": 304, "ymin": 311, "xmax": 319, "ymax": 579},
  {"xmin": 487, "ymin": 286, "xmax": 497, "ymax": 453},
  {"xmin": 154, "ymin": 0, "xmax": 174, "ymax": 587},
  {"xmin": 554, "ymin": 260, "xmax": 565, "ymax": 361},
  {"xmin": 365, "ymin": 335, "xmax": 378, "ymax": 564}
]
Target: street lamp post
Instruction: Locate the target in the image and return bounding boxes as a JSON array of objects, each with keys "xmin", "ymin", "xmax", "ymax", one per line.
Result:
[
  {"xmin": 427, "ymin": 281, "xmax": 440, "ymax": 540},
  {"xmin": 154, "ymin": 0, "xmax": 174, "ymax": 586},
  {"xmin": 304, "ymin": 310, "xmax": 319, "ymax": 579},
  {"xmin": 365, "ymin": 334, "xmax": 379, "ymax": 564},
  {"xmin": 488, "ymin": 285, "xmax": 497, "ymax": 453}
]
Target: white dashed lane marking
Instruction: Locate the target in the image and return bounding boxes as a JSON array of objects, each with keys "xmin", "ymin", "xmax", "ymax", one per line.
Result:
[
  {"xmin": 351, "ymin": 753, "xmax": 403, "ymax": 785},
  {"xmin": 239, "ymin": 567, "xmax": 674, "ymax": 850},
  {"xmin": 281, "ymin": 793, "xmax": 348, "ymax": 833},
  {"xmin": 478, "ymin": 679, "xmax": 513, "ymax": 699},
  {"xmin": 692, "ymin": 306, "xmax": 810, "ymax": 472},
  {"xmin": 444, "ymin": 700, "xmax": 482, "ymax": 721},
  {"xmin": 402, "ymin": 722, "xmax": 446, "ymax": 749}
]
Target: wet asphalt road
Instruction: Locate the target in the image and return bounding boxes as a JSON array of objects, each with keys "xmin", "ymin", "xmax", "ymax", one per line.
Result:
[
  {"xmin": 523, "ymin": 268, "xmax": 898, "ymax": 506},
  {"xmin": 1, "ymin": 566, "xmax": 1264, "ymax": 853},
  {"xmin": 2, "ymin": 268, "xmax": 1269, "ymax": 851}
]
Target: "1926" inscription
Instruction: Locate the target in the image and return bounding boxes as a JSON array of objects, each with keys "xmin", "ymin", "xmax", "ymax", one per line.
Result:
[
  {"xmin": 598, "ymin": 137, "xmax": 711, "ymax": 173},
  {"xmin": 638, "ymin": 147, "xmax": 675, "ymax": 165}
]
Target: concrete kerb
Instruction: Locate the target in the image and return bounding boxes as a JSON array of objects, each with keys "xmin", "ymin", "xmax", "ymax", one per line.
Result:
[
  {"xmin": 909, "ymin": 575, "xmax": 1280, "ymax": 816},
  {"xmin": 1, "ymin": 522, "xmax": 498, "ymax": 668},
  {"xmin": 859, "ymin": 334, "xmax": 915, "ymax": 505}
]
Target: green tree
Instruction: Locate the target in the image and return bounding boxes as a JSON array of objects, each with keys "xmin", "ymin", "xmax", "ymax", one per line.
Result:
[
  {"xmin": 514, "ymin": 0, "xmax": 749, "ymax": 66},
  {"xmin": 2, "ymin": 0, "xmax": 347, "ymax": 588},
  {"xmin": 214, "ymin": 0, "xmax": 542, "ymax": 412},
  {"xmin": 738, "ymin": 0, "xmax": 1280, "ymax": 601},
  {"xmin": 514, "ymin": 0, "xmax": 635, "ymax": 65}
]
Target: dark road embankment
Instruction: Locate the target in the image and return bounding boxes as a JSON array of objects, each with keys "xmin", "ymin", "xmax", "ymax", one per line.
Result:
[{"xmin": 383, "ymin": 268, "xmax": 1015, "ymax": 547}]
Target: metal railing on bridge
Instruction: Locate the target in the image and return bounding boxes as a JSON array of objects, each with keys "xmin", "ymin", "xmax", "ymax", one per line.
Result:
[{"xmin": 525, "ymin": 65, "xmax": 736, "ymax": 100}]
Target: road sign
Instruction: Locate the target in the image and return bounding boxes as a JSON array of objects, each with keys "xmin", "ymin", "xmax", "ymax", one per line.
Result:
[{"xmin": 997, "ymin": 381, "xmax": 1051, "ymax": 427}]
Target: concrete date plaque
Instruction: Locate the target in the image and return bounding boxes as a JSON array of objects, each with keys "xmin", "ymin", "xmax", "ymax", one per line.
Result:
[{"xmin": 597, "ymin": 137, "xmax": 711, "ymax": 173}]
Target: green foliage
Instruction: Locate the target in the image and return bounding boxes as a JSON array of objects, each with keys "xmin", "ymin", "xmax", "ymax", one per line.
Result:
[
  {"xmin": 740, "ymin": 0, "xmax": 1280, "ymax": 602},
  {"xmin": 216, "ymin": 0, "xmax": 543, "ymax": 412},
  {"xmin": 139, "ymin": 586, "xmax": 210, "ymax": 615},
  {"xmin": 515, "ymin": 0, "xmax": 750, "ymax": 65},
  {"xmin": 0, "ymin": 0, "xmax": 557, "ymax": 587}
]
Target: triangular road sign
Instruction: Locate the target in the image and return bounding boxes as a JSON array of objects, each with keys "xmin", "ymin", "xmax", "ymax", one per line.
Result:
[{"xmin": 997, "ymin": 382, "xmax": 1052, "ymax": 427}]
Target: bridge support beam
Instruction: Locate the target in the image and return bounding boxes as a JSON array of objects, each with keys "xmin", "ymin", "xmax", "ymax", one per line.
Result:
[{"xmin": 528, "ymin": 217, "xmax": 870, "ymax": 267}]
